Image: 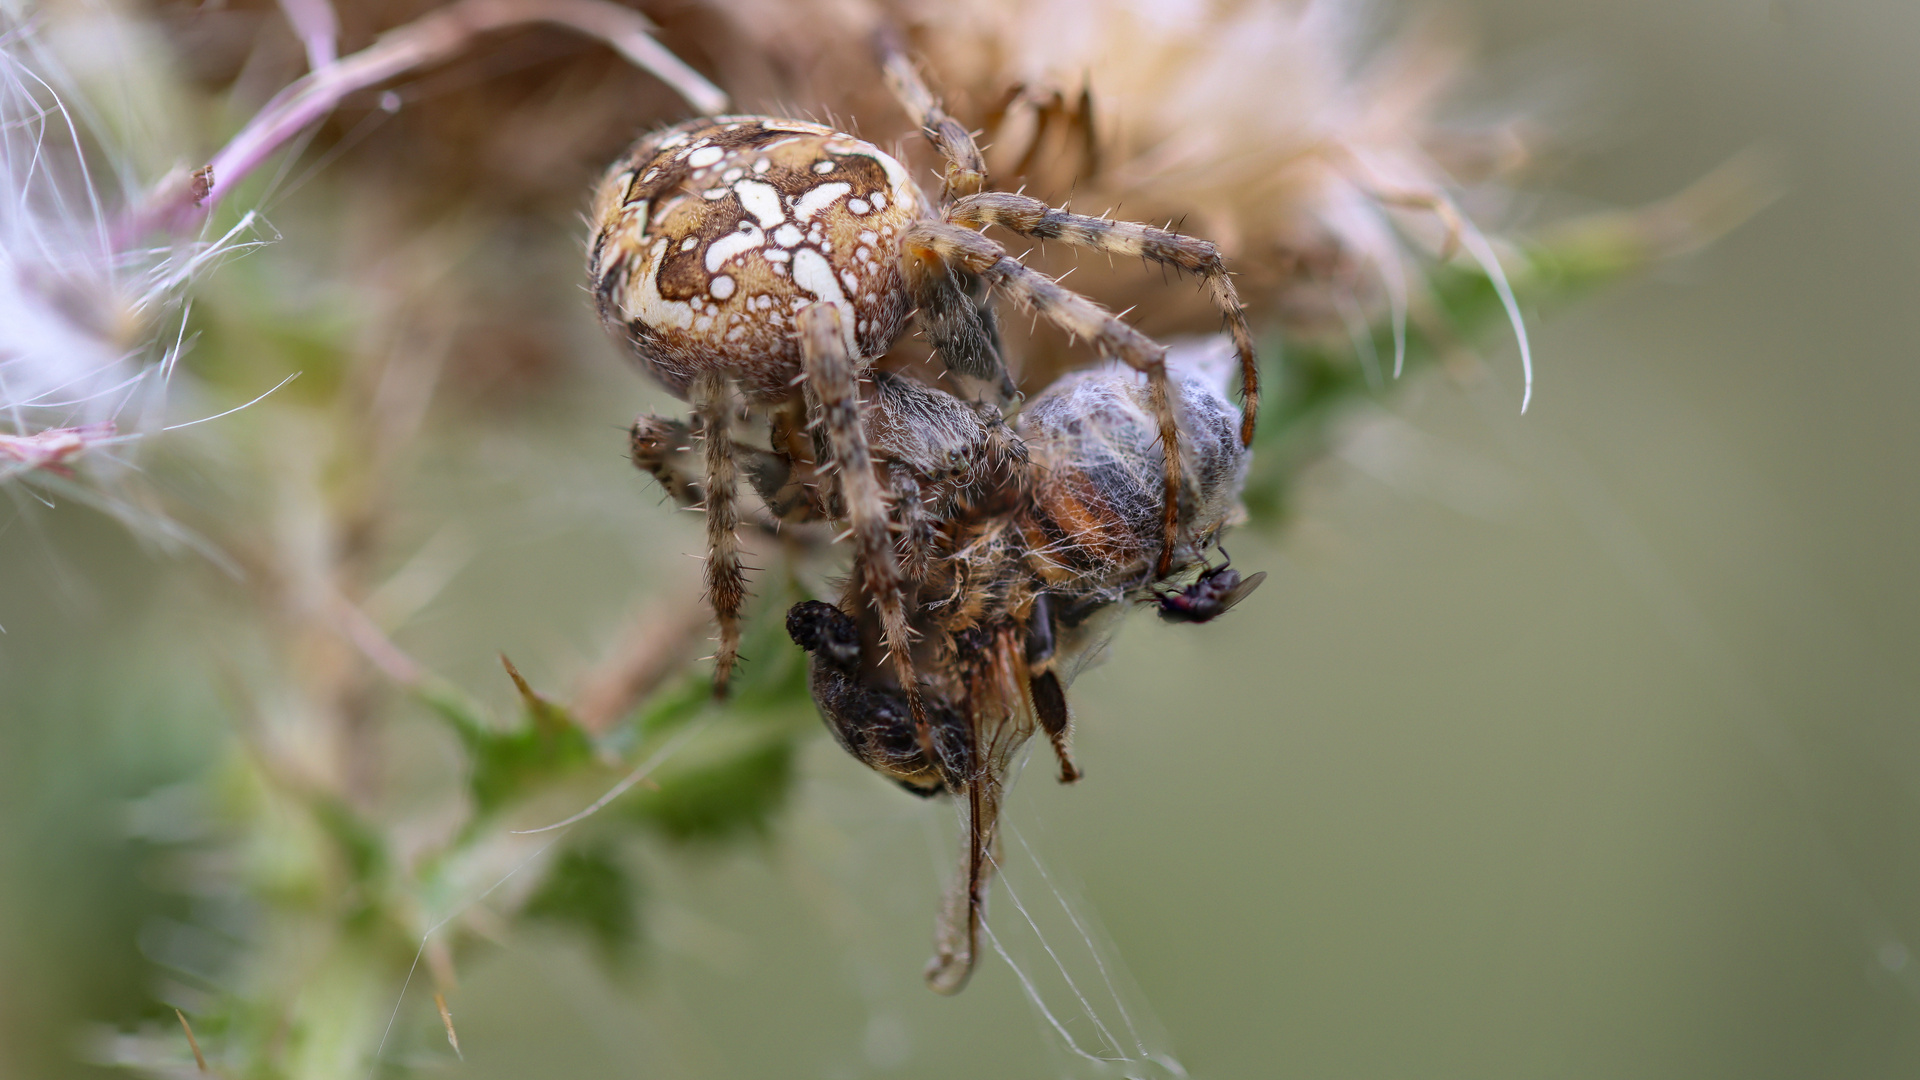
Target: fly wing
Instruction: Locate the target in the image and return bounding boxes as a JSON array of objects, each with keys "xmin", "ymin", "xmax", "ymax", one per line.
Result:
[
  {"xmin": 1214, "ymin": 569, "xmax": 1268, "ymax": 616},
  {"xmin": 925, "ymin": 774, "xmax": 1004, "ymax": 994},
  {"xmin": 1055, "ymin": 599, "xmax": 1129, "ymax": 685},
  {"xmin": 925, "ymin": 629, "xmax": 1026, "ymax": 994}
]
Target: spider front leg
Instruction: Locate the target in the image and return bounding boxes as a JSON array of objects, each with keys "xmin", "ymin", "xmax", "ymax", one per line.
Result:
[
  {"xmin": 905, "ymin": 260, "xmax": 1015, "ymax": 403},
  {"xmin": 878, "ymin": 33, "xmax": 987, "ymax": 201},
  {"xmin": 906, "ymin": 220, "xmax": 1184, "ymax": 575},
  {"xmin": 948, "ymin": 191, "xmax": 1260, "ymax": 447},
  {"xmin": 691, "ymin": 372, "xmax": 745, "ymax": 695},
  {"xmin": 797, "ymin": 303, "xmax": 929, "ymax": 734}
]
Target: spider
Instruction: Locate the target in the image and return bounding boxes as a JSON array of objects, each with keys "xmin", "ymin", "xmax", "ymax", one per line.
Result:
[
  {"xmin": 587, "ymin": 37, "xmax": 1258, "ymax": 734},
  {"xmin": 786, "ymin": 351, "xmax": 1255, "ymax": 993}
]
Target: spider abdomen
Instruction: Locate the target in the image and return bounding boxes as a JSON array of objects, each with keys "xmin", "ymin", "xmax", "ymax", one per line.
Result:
[{"xmin": 589, "ymin": 117, "xmax": 925, "ymax": 401}]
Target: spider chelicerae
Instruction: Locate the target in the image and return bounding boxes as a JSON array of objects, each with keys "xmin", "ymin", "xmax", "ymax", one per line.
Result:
[{"xmin": 587, "ymin": 35, "xmax": 1259, "ymax": 736}]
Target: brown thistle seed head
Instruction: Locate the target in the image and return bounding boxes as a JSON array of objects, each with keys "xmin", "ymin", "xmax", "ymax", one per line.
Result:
[{"xmin": 589, "ymin": 117, "xmax": 927, "ymax": 402}]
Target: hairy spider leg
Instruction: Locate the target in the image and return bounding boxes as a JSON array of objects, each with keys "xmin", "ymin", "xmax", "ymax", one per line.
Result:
[
  {"xmin": 887, "ymin": 463, "xmax": 936, "ymax": 580},
  {"xmin": 880, "ymin": 36, "xmax": 1023, "ymax": 407},
  {"xmin": 798, "ymin": 303, "xmax": 929, "ymax": 735},
  {"xmin": 949, "ymin": 191, "xmax": 1260, "ymax": 446},
  {"xmin": 878, "ymin": 34, "xmax": 987, "ymax": 202},
  {"xmin": 905, "ymin": 220, "xmax": 1185, "ymax": 576},
  {"xmin": 692, "ymin": 372, "xmax": 745, "ymax": 694},
  {"xmin": 906, "ymin": 257, "xmax": 1017, "ymax": 403}
]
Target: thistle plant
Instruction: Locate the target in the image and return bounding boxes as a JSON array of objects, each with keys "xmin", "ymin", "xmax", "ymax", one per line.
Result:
[{"xmin": 0, "ymin": 2, "xmax": 1760, "ymax": 1077}]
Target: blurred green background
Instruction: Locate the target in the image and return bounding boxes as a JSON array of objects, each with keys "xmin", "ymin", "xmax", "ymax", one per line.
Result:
[{"xmin": 6, "ymin": 0, "xmax": 1920, "ymax": 1076}]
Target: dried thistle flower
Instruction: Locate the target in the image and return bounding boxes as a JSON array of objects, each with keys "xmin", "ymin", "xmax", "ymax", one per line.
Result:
[
  {"xmin": 918, "ymin": 0, "xmax": 1532, "ymax": 394},
  {"xmin": 136, "ymin": 0, "xmax": 1545, "ymax": 407},
  {"xmin": 0, "ymin": 19, "xmax": 275, "ymax": 520},
  {"xmin": 2, "ymin": 29, "xmax": 150, "ymax": 469},
  {"xmin": 695, "ymin": 0, "xmax": 1535, "ymax": 398}
]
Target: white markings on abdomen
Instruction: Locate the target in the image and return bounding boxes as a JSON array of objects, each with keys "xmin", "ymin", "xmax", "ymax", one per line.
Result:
[
  {"xmin": 706, "ymin": 224, "xmax": 766, "ymax": 272},
  {"xmin": 792, "ymin": 247, "xmax": 861, "ymax": 355},
  {"xmin": 733, "ymin": 180, "xmax": 785, "ymax": 228},
  {"xmin": 792, "ymin": 182, "xmax": 851, "ymax": 222}
]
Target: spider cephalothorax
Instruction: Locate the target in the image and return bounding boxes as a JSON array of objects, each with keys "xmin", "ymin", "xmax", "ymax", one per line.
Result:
[{"xmin": 589, "ymin": 39, "xmax": 1259, "ymax": 749}]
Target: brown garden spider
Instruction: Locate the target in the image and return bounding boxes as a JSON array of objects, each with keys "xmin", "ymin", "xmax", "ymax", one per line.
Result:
[{"xmin": 587, "ymin": 37, "xmax": 1258, "ymax": 731}]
